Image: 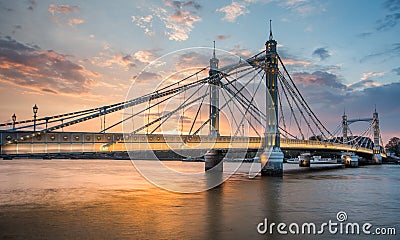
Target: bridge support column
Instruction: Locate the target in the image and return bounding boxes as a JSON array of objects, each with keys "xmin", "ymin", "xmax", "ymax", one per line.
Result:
[
  {"xmin": 205, "ymin": 42, "xmax": 223, "ymax": 172},
  {"xmin": 261, "ymin": 21, "xmax": 284, "ymax": 177},
  {"xmin": 205, "ymin": 149, "xmax": 223, "ymax": 172},
  {"xmin": 261, "ymin": 148, "xmax": 283, "ymax": 176},
  {"xmin": 372, "ymin": 154, "xmax": 382, "ymax": 165}
]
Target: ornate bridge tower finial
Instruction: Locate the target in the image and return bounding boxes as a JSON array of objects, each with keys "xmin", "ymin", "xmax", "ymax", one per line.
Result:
[{"xmin": 269, "ymin": 19, "xmax": 273, "ymax": 41}]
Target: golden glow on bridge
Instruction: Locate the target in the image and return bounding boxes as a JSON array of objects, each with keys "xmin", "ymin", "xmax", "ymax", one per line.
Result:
[{"xmin": 0, "ymin": 132, "xmax": 386, "ymax": 158}]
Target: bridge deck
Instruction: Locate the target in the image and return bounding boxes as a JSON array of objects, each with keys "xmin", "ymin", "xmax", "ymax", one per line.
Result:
[{"xmin": 0, "ymin": 131, "xmax": 386, "ymax": 158}]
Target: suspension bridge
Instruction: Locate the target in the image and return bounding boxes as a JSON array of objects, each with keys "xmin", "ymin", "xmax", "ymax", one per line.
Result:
[{"xmin": 0, "ymin": 24, "xmax": 386, "ymax": 176}]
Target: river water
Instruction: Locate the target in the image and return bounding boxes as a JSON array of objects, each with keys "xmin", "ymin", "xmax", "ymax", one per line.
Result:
[{"xmin": 0, "ymin": 159, "xmax": 399, "ymax": 239}]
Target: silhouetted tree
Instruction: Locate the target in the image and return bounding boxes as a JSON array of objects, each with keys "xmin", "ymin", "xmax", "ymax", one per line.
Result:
[
  {"xmin": 385, "ymin": 137, "xmax": 400, "ymax": 157},
  {"xmin": 309, "ymin": 135, "xmax": 323, "ymax": 141}
]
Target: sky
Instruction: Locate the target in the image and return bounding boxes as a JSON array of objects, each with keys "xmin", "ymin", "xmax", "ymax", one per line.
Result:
[{"xmin": 0, "ymin": 0, "xmax": 399, "ymax": 144}]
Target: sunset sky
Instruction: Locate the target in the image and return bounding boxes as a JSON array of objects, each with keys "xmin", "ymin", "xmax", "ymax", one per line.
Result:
[{"xmin": 0, "ymin": 0, "xmax": 399, "ymax": 144}]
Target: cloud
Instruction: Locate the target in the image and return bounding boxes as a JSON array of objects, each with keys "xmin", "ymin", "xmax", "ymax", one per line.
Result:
[
  {"xmin": 68, "ymin": 18, "xmax": 84, "ymax": 26},
  {"xmin": 282, "ymin": 69, "xmax": 399, "ymax": 143},
  {"xmin": 131, "ymin": 15, "xmax": 154, "ymax": 36},
  {"xmin": 48, "ymin": 4, "xmax": 83, "ymax": 28},
  {"xmin": 360, "ymin": 43, "xmax": 400, "ymax": 63},
  {"xmin": 344, "ymin": 82, "xmax": 400, "ymax": 142},
  {"xmin": 292, "ymin": 71, "xmax": 346, "ymax": 89},
  {"xmin": 12, "ymin": 25, "xmax": 22, "ymax": 34},
  {"xmin": 217, "ymin": 1, "xmax": 249, "ymax": 22},
  {"xmin": 183, "ymin": 1, "xmax": 202, "ymax": 10},
  {"xmin": 384, "ymin": 0, "xmax": 400, "ymax": 11},
  {"xmin": 376, "ymin": 0, "xmax": 400, "ymax": 30},
  {"xmin": 360, "ymin": 72, "xmax": 385, "ymax": 80},
  {"xmin": 393, "ymin": 67, "xmax": 400, "ymax": 75},
  {"xmin": 92, "ymin": 52, "xmax": 137, "ymax": 70},
  {"xmin": 312, "ymin": 47, "xmax": 331, "ymax": 60},
  {"xmin": 347, "ymin": 79, "xmax": 383, "ymax": 91},
  {"xmin": 48, "ymin": 4, "xmax": 79, "ymax": 15},
  {"xmin": 357, "ymin": 32, "xmax": 373, "ymax": 38},
  {"xmin": 27, "ymin": 0, "xmax": 37, "ymax": 11},
  {"xmin": 216, "ymin": 35, "xmax": 231, "ymax": 40},
  {"xmin": 279, "ymin": 56, "xmax": 312, "ymax": 67},
  {"xmin": 132, "ymin": 71, "xmax": 163, "ymax": 84},
  {"xmin": 377, "ymin": 13, "xmax": 400, "ymax": 30},
  {"xmin": 86, "ymin": 49, "xmax": 160, "ymax": 73},
  {"xmin": 132, "ymin": 1, "xmax": 202, "ymax": 41},
  {"xmin": 0, "ymin": 37, "xmax": 98, "ymax": 95},
  {"xmin": 281, "ymin": 0, "xmax": 315, "ymax": 16},
  {"xmin": 174, "ymin": 51, "xmax": 209, "ymax": 69},
  {"xmin": 134, "ymin": 50, "xmax": 158, "ymax": 64},
  {"xmin": 230, "ymin": 45, "xmax": 252, "ymax": 57},
  {"xmin": 284, "ymin": 0, "xmax": 308, "ymax": 7},
  {"xmin": 0, "ymin": 4, "xmax": 13, "ymax": 12}
]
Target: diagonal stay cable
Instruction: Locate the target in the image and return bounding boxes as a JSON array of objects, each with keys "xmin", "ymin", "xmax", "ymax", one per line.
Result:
[
  {"xmin": 150, "ymin": 84, "xmax": 207, "ymax": 134},
  {"xmin": 279, "ymin": 73, "xmax": 317, "ymax": 139},
  {"xmin": 233, "ymin": 71, "xmax": 265, "ymax": 137},
  {"xmin": 2, "ymin": 67, "xmax": 211, "ymax": 129},
  {"xmin": 221, "ymin": 67, "xmax": 267, "ymax": 120},
  {"xmin": 221, "ymin": 70, "xmax": 265, "ymax": 136},
  {"xmin": 101, "ymin": 87, "xmax": 186, "ymax": 133},
  {"xmin": 278, "ymin": 55, "xmax": 334, "ymax": 138},
  {"xmin": 190, "ymin": 68, "xmax": 264, "ymax": 138},
  {"xmin": 220, "ymin": 90, "xmax": 241, "ymax": 133},
  {"xmin": 278, "ymin": 74, "xmax": 304, "ymax": 139},
  {"xmin": 188, "ymin": 87, "xmax": 207, "ymax": 136},
  {"xmin": 132, "ymin": 93, "xmax": 208, "ymax": 136}
]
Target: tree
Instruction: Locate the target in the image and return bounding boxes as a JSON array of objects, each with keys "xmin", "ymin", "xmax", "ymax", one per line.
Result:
[
  {"xmin": 385, "ymin": 137, "xmax": 400, "ymax": 157},
  {"xmin": 309, "ymin": 135, "xmax": 323, "ymax": 141}
]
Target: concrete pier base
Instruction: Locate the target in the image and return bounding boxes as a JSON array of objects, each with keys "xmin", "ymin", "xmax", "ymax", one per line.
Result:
[
  {"xmin": 373, "ymin": 154, "xmax": 382, "ymax": 165},
  {"xmin": 205, "ymin": 149, "xmax": 223, "ymax": 172},
  {"xmin": 299, "ymin": 153, "xmax": 311, "ymax": 167},
  {"xmin": 261, "ymin": 147, "xmax": 284, "ymax": 176}
]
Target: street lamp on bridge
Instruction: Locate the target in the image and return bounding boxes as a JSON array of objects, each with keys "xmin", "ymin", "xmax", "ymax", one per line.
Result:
[
  {"xmin": 11, "ymin": 113, "xmax": 16, "ymax": 130},
  {"xmin": 33, "ymin": 104, "xmax": 38, "ymax": 133}
]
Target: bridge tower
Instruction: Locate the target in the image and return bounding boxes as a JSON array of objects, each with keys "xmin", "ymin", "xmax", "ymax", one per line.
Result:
[
  {"xmin": 260, "ymin": 20, "xmax": 284, "ymax": 176},
  {"xmin": 209, "ymin": 41, "xmax": 220, "ymax": 137},
  {"xmin": 372, "ymin": 108, "xmax": 382, "ymax": 164},
  {"xmin": 205, "ymin": 41, "xmax": 223, "ymax": 171},
  {"xmin": 342, "ymin": 110, "xmax": 348, "ymax": 144}
]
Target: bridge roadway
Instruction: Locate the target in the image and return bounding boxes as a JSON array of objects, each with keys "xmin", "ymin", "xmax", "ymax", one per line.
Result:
[{"xmin": 0, "ymin": 131, "xmax": 386, "ymax": 158}]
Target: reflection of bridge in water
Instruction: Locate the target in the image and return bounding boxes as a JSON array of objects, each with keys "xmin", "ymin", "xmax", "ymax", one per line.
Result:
[{"xmin": 0, "ymin": 24, "xmax": 386, "ymax": 176}]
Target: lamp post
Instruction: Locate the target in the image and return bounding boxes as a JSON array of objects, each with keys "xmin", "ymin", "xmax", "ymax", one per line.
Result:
[
  {"xmin": 33, "ymin": 104, "xmax": 38, "ymax": 133},
  {"xmin": 12, "ymin": 113, "xmax": 16, "ymax": 130},
  {"xmin": 44, "ymin": 117, "xmax": 49, "ymax": 130}
]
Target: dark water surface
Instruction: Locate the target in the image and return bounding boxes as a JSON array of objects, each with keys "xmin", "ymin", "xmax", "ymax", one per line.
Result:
[{"xmin": 0, "ymin": 160, "xmax": 399, "ymax": 239}]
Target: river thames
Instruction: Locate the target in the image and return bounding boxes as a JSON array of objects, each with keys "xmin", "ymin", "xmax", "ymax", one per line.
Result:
[{"xmin": 0, "ymin": 160, "xmax": 399, "ymax": 239}]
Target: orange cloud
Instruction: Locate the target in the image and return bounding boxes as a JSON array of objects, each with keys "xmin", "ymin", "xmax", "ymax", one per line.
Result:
[
  {"xmin": 68, "ymin": 18, "xmax": 85, "ymax": 26},
  {"xmin": 0, "ymin": 37, "xmax": 98, "ymax": 95},
  {"xmin": 48, "ymin": 4, "xmax": 79, "ymax": 15}
]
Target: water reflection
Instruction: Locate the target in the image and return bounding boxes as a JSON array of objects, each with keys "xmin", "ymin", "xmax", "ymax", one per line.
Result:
[{"xmin": 0, "ymin": 160, "xmax": 399, "ymax": 239}]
